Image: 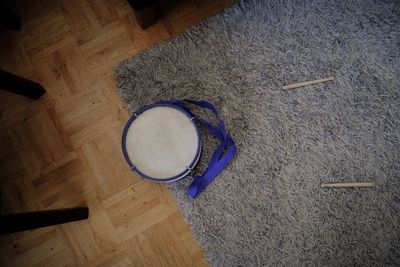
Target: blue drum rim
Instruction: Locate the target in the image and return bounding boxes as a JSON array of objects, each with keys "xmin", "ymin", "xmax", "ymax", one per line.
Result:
[{"xmin": 121, "ymin": 102, "xmax": 202, "ymax": 182}]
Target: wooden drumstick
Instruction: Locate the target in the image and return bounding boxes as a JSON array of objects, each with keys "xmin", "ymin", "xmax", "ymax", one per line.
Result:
[
  {"xmin": 282, "ymin": 77, "xmax": 335, "ymax": 90},
  {"xmin": 320, "ymin": 181, "xmax": 376, "ymax": 188}
]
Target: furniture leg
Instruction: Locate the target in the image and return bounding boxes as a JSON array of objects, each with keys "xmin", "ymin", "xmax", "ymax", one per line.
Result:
[
  {"xmin": 0, "ymin": 69, "xmax": 46, "ymax": 99},
  {"xmin": 0, "ymin": 207, "xmax": 89, "ymax": 235},
  {"xmin": 126, "ymin": 0, "xmax": 157, "ymax": 29}
]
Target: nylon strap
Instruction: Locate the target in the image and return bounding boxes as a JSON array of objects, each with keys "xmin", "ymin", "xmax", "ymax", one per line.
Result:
[{"xmin": 156, "ymin": 100, "xmax": 236, "ymax": 198}]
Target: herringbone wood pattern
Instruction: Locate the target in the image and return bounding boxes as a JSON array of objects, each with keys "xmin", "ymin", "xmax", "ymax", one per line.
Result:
[{"xmin": 0, "ymin": 0, "xmax": 237, "ymax": 266}]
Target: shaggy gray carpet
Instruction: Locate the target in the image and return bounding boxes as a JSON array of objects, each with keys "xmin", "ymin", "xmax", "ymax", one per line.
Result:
[{"xmin": 115, "ymin": 0, "xmax": 400, "ymax": 265}]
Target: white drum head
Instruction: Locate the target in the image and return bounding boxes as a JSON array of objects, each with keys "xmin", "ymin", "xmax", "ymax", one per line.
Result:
[{"xmin": 123, "ymin": 105, "xmax": 201, "ymax": 181}]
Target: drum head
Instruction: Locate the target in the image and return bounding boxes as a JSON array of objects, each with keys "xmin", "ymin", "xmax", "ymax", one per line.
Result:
[{"xmin": 122, "ymin": 104, "xmax": 201, "ymax": 182}]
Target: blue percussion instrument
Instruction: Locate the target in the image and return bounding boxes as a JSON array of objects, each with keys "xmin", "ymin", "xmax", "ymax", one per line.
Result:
[{"xmin": 122, "ymin": 100, "xmax": 236, "ymax": 198}]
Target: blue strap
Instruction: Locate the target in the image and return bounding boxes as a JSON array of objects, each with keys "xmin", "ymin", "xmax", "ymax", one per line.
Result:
[
  {"xmin": 187, "ymin": 136, "xmax": 236, "ymax": 198},
  {"xmin": 180, "ymin": 100, "xmax": 236, "ymax": 198},
  {"xmin": 152, "ymin": 99, "xmax": 236, "ymax": 198}
]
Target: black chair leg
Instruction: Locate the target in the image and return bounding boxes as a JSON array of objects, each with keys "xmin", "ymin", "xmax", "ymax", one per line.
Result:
[
  {"xmin": 0, "ymin": 3, "xmax": 21, "ymax": 31},
  {"xmin": 0, "ymin": 69, "xmax": 46, "ymax": 99},
  {"xmin": 0, "ymin": 207, "xmax": 89, "ymax": 235}
]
